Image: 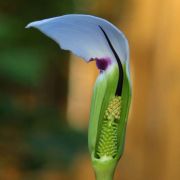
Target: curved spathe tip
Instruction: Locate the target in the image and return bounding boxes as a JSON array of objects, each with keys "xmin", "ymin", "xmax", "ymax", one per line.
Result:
[{"xmin": 26, "ymin": 14, "xmax": 129, "ymax": 65}]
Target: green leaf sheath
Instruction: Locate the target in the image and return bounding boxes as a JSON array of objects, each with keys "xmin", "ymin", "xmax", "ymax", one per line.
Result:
[
  {"xmin": 88, "ymin": 64, "xmax": 119, "ymax": 157},
  {"xmin": 88, "ymin": 63, "xmax": 131, "ymax": 180},
  {"xmin": 116, "ymin": 64, "xmax": 131, "ymax": 159}
]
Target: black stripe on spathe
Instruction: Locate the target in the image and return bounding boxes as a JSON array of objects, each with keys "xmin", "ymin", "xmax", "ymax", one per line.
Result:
[{"xmin": 98, "ymin": 25, "xmax": 123, "ymax": 96}]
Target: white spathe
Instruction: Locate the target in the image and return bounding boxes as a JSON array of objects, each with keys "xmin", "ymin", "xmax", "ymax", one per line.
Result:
[{"xmin": 26, "ymin": 14, "xmax": 129, "ymax": 65}]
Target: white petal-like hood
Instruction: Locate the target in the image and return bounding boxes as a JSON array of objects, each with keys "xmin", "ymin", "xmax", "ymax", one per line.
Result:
[{"xmin": 26, "ymin": 14, "xmax": 129, "ymax": 65}]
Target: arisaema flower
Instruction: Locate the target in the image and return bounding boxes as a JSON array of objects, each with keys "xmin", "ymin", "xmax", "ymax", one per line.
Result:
[{"xmin": 26, "ymin": 14, "xmax": 131, "ymax": 180}]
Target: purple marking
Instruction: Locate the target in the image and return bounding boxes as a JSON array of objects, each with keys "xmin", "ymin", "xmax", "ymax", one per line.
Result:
[{"xmin": 95, "ymin": 57, "xmax": 111, "ymax": 71}]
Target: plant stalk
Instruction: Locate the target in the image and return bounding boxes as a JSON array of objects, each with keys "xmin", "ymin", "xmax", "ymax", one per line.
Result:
[{"xmin": 92, "ymin": 156, "xmax": 117, "ymax": 180}]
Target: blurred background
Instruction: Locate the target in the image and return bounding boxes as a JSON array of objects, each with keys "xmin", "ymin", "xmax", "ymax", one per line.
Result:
[{"xmin": 0, "ymin": 0, "xmax": 180, "ymax": 179}]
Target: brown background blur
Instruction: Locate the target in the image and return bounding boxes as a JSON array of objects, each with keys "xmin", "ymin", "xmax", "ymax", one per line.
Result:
[{"xmin": 0, "ymin": 0, "xmax": 180, "ymax": 180}]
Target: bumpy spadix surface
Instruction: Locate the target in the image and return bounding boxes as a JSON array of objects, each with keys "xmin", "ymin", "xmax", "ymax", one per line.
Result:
[{"xmin": 96, "ymin": 96, "xmax": 121, "ymax": 159}]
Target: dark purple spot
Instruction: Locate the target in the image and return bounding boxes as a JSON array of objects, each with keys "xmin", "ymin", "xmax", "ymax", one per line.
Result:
[{"xmin": 95, "ymin": 57, "xmax": 111, "ymax": 71}]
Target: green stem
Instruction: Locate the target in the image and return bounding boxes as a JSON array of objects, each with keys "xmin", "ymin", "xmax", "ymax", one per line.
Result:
[
  {"xmin": 92, "ymin": 156, "xmax": 117, "ymax": 180},
  {"xmin": 95, "ymin": 168, "xmax": 114, "ymax": 180}
]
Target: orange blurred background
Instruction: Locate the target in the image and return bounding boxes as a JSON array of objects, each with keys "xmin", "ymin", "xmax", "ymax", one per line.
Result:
[{"xmin": 0, "ymin": 0, "xmax": 180, "ymax": 180}]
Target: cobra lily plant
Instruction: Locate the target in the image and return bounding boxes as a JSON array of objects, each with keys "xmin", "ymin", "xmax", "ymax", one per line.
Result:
[{"xmin": 26, "ymin": 14, "xmax": 131, "ymax": 180}]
